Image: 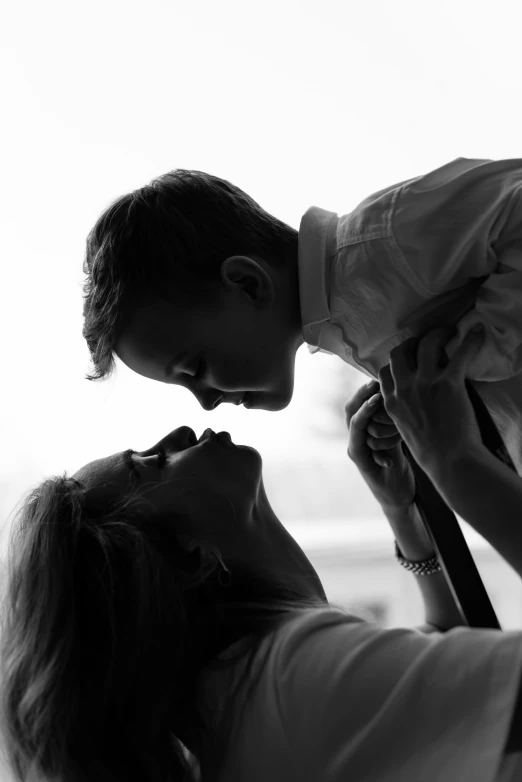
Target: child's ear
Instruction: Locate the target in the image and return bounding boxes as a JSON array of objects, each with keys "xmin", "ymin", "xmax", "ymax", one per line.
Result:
[{"xmin": 220, "ymin": 255, "xmax": 275, "ymax": 307}]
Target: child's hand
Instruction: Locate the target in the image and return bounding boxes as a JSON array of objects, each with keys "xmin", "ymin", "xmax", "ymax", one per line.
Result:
[
  {"xmin": 345, "ymin": 382, "xmax": 416, "ymax": 513},
  {"xmin": 378, "ymin": 325, "xmax": 485, "ymax": 477}
]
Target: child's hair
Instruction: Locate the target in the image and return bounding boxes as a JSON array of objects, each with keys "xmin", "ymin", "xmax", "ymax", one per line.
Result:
[
  {"xmin": 0, "ymin": 474, "xmax": 333, "ymax": 782},
  {"xmin": 82, "ymin": 170, "xmax": 298, "ymax": 381}
]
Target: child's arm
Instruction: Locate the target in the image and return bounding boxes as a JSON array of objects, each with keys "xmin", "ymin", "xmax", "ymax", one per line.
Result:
[{"xmin": 393, "ymin": 157, "xmax": 522, "ymax": 382}]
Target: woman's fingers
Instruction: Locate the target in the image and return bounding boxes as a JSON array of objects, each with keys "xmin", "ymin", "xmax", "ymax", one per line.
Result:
[
  {"xmin": 349, "ymin": 392, "xmax": 381, "ymax": 433},
  {"xmin": 359, "ymin": 387, "xmax": 403, "ymax": 454},
  {"xmin": 347, "ymin": 387, "xmax": 386, "ymax": 465},
  {"xmin": 345, "ymin": 380, "xmax": 404, "ymax": 468},
  {"xmin": 366, "ymin": 418, "xmax": 396, "ymax": 437},
  {"xmin": 368, "ymin": 407, "xmax": 393, "ymax": 424},
  {"xmin": 366, "ymin": 432, "xmax": 403, "ymax": 450},
  {"xmin": 344, "ymin": 380, "xmax": 380, "ymax": 426},
  {"xmin": 377, "ymin": 363, "xmax": 394, "ymax": 399},
  {"xmin": 387, "ymin": 337, "xmax": 418, "ymax": 390},
  {"xmin": 366, "ymin": 410, "xmax": 402, "ymax": 450},
  {"xmin": 346, "ymin": 384, "xmax": 400, "ymax": 434}
]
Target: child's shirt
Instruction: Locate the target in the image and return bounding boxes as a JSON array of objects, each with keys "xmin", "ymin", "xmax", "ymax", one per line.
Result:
[
  {"xmin": 298, "ymin": 157, "xmax": 522, "ymax": 468},
  {"xmin": 199, "ymin": 607, "xmax": 522, "ymax": 781}
]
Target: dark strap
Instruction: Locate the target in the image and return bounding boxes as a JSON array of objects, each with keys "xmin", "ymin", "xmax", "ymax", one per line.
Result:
[
  {"xmin": 465, "ymin": 380, "xmax": 517, "ymax": 474},
  {"xmin": 402, "ymin": 380, "xmax": 508, "ymax": 630}
]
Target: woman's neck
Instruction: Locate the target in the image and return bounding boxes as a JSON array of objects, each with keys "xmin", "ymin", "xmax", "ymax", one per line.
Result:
[{"xmin": 250, "ymin": 480, "xmax": 328, "ymax": 603}]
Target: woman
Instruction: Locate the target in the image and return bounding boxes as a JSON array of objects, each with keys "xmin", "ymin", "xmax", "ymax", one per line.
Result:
[{"xmin": 2, "ymin": 326, "xmax": 522, "ymax": 782}]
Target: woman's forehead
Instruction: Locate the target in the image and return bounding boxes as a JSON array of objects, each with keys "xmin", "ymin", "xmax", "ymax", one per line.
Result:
[{"xmin": 72, "ymin": 451, "xmax": 126, "ymax": 489}]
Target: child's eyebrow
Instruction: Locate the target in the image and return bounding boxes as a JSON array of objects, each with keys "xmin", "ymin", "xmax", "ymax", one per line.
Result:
[{"xmin": 165, "ymin": 351, "xmax": 189, "ymax": 379}]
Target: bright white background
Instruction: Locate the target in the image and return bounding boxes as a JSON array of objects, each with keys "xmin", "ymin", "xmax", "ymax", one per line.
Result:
[{"xmin": 1, "ymin": 0, "xmax": 521, "ymax": 550}]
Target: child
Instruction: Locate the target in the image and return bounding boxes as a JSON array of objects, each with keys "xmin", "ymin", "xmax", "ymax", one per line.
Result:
[{"xmin": 82, "ymin": 158, "xmax": 522, "ymax": 471}]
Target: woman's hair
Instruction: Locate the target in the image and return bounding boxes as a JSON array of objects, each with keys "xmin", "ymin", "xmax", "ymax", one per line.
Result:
[
  {"xmin": 82, "ymin": 170, "xmax": 298, "ymax": 382},
  {"xmin": 0, "ymin": 474, "xmax": 331, "ymax": 782}
]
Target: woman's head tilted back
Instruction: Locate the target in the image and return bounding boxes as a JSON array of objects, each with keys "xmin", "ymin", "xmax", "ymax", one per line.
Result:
[{"xmin": 0, "ymin": 426, "xmax": 326, "ymax": 782}]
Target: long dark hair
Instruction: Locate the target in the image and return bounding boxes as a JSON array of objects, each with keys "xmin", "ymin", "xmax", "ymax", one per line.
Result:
[{"xmin": 0, "ymin": 475, "xmax": 333, "ymax": 781}]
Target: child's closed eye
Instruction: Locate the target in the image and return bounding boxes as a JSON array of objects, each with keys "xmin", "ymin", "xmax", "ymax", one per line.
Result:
[{"xmin": 191, "ymin": 360, "xmax": 206, "ymax": 381}]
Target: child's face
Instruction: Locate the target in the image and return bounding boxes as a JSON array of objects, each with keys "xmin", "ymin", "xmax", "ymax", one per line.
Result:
[{"xmin": 116, "ymin": 272, "xmax": 304, "ymax": 411}]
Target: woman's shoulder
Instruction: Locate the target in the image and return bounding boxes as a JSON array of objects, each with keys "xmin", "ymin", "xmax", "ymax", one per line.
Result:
[
  {"xmin": 272, "ymin": 604, "xmax": 366, "ymax": 643},
  {"xmin": 270, "ymin": 604, "xmax": 400, "ymax": 655},
  {"xmin": 198, "ymin": 607, "xmax": 361, "ymax": 694},
  {"xmin": 268, "ymin": 607, "xmax": 522, "ymax": 707}
]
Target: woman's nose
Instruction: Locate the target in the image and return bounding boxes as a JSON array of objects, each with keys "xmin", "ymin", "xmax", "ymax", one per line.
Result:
[{"xmin": 161, "ymin": 426, "xmax": 197, "ymax": 451}]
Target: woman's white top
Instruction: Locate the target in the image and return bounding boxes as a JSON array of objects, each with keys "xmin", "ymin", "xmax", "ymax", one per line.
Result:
[{"xmin": 199, "ymin": 607, "xmax": 522, "ymax": 781}]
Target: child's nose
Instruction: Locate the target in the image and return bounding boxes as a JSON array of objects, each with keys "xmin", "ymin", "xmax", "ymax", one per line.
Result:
[{"xmin": 197, "ymin": 391, "xmax": 223, "ymax": 411}]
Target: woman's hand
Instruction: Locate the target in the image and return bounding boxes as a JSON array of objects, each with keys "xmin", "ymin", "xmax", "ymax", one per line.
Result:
[
  {"xmin": 345, "ymin": 381, "xmax": 416, "ymax": 513},
  {"xmin": 378, "ymin": 325, "xmax": 485, "ymax": 477}
]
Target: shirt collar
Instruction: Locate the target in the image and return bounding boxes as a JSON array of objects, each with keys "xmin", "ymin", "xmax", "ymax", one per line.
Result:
[{"xmin": 298, "ymin": 206, "xmax": 338, "ymax": 345}]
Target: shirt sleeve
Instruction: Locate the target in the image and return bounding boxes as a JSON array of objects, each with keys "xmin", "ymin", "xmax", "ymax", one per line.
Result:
[
  {"xmin": 273, "ymin": 609, "xmax": 522, "ymax": 782},
  {"xmin": 392, "ymin": 158, "xmax": 522, "ymax": 382}
]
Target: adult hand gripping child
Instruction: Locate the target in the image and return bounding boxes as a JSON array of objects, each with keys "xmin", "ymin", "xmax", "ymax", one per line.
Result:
[
  {"xmin": 344, "ymin": 323, "xmax": 492, "ymax": 634},
  {"xmin": 345, "ymin": 323, "xmax": 485, "ymax": 514},
  {"xmin": 377, "ymin": 324, "xmax": 485, "ymax": 479},
  {"xmin": 344, "ymin": 373, "xmax": 463, "ymax": 638},
  {"xmin": 343, "ymin": 324, "xmax": 484, "ymax": 531},
  {"xmin": 373, "ymin": 322, "xmax": 522, "ymax": 583},
  {"xmin": 345, "ymin": 379, "xmax": 415, "ymax": 516}
]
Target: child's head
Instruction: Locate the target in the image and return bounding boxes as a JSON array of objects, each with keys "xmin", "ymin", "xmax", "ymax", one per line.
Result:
[{"xmin": 83, "ymin": 170, "xmax": 304, "ymax": 411}]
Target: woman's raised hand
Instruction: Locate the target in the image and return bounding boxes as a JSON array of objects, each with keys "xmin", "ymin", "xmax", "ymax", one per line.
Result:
[
  {"xmin": 345, "ymin": 381, "xmax": 416, "ymax": 513},
  {"xmin": 378, "ymin": 325, "xmax": 485, "ymax": 477}
]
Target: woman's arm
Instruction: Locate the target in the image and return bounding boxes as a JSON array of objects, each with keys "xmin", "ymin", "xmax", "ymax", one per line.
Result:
[
  {"xmin": 379, "ymin": 325, "xmax": 522, "ymax": 583},
  {"xmin": 346, "ymin": 382, "xmax": 463, "ymax": 633},
  {"xmin": 385, "ymin": 502, "xmax": 463, "ymax": 632},
  {"xmin": 428, "ymin": 446, "xmax": 522, "ymax": 580}
]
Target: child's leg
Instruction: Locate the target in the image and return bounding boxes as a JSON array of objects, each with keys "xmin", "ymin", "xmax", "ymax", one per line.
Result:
[{"xmin": 471, "ymin": 375, "xmax": 522, "ymax": 476}]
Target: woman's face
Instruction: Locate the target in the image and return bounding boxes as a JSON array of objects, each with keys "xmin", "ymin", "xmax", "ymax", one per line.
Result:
[
  {"xmin": 73, "ymin": 426, "xmax": 262, "ymax": 549},
  {"xmin": 72, "ymin": 427, "xmax": 326, "ymax": 602}
]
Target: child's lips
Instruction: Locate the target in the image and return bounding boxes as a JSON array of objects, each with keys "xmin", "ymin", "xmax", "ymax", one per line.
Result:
[{"xmin": 223, "ymin": 393, "xmax": 250, "ymax": 407}]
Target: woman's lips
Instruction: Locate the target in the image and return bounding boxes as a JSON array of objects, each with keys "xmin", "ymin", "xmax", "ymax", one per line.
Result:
[
  {"xmin": 197, "ymin": 429, "xmax": 234, "ymax": 445},
  {"xmin": 198, "ymin": 428, "xmax": 216, "ymax": 443}
]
